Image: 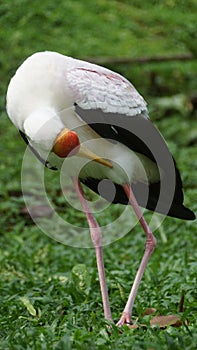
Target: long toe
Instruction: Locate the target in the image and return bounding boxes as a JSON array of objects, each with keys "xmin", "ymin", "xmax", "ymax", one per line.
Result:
[{"xmin": 116, "ymin": 312, "xmax": 132, "ymax": 327}]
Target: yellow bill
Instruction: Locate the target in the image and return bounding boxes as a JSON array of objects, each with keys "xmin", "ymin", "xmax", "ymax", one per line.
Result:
[
  {"xmin": 53, "ymin": 127, "xmax": 113, "ymax": 169},
  {"xmin": 78, "ymin": 145, "xmax": 113, "ymax": 168}
]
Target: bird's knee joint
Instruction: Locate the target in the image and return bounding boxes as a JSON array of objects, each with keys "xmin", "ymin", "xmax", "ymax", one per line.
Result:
[{"xmin": 146, "ymin": 233, "xmax": 157, "ymax": 252}]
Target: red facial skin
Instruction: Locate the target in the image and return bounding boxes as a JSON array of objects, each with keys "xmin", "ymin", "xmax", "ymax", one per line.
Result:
[{"xmin": 53, "ymin": 129, "xmax": 80, "ymax": 158}]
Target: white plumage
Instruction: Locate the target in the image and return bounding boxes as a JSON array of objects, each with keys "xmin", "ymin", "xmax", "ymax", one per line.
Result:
[
  {"xmin": 6, "ymin": 51, "xmax": 194, "ymax": 326},
  {"xmin": 7, "ymin": 51, "xmax": 158, "ymax": 185}
]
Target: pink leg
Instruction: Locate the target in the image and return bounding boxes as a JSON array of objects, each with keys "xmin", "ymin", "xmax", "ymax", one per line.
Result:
[
  {"xmin": 117, "ymin": 184, "xmax": 157, "ymax": 326},
  {"xmin": 72, "ymin": 177, "xmax": 113, "ymax": 322}
]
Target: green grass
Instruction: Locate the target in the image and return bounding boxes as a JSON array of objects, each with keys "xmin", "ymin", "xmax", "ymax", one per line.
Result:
[{"xmin": 0, "ymin": 1, "xmax": 197, "ymax": 349}]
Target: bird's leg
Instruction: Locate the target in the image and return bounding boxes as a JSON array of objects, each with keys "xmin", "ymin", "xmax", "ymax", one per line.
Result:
[
  {"xmin": 71, "ymin": 177, "xmax": 113, "ymax": 322},
  {"xmin": 116, "ymin": 183, "xmax": 157, "ymax": 327}
]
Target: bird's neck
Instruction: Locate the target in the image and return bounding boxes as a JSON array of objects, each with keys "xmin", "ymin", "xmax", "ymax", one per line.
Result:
[{"xmin": 23, "ymin": 107, "xmax": 64, "ymax": 150}]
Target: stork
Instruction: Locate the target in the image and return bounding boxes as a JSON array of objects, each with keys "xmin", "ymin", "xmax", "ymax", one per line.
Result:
[{"xmin": 6, "ymin": 51, "xmax": 195, "ymax": 326}]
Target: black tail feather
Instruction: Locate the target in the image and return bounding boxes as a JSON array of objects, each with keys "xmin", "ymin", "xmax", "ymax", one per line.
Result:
[{"xmin": 81, "ymin": 177, "xmax": 195, "ymax": 221}]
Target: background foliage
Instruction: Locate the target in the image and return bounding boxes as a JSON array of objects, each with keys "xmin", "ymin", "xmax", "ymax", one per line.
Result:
[{"xmin": 0, "ymin": 1, "xmax": 197, "ymax": 349}]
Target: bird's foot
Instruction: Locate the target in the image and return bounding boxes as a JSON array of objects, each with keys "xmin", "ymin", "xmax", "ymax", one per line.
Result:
[{"xmin": 116, "ymin": 312, "xmax": 132, "ymax": 327}]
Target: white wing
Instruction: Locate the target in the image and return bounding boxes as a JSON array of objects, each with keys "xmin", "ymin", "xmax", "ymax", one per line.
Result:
[{"xmin": 66, "ymin": 66, "xmax": 148, "ymax": 118}]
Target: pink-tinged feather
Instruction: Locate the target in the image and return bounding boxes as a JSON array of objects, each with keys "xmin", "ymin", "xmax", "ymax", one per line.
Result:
[{"xmin": 66, "ymin": 66, "xmax": 148, "ymax": 117}]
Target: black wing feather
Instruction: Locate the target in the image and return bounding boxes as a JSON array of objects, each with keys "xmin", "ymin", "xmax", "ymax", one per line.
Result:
[{"xmin": 76, "ymin": 105, "xmax": 195, "ymax": 220}]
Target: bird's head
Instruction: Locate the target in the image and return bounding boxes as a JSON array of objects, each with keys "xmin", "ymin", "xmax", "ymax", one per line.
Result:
[
  {"xmin": 7, "ymin": 100, "xmax": 112, "ymax": 169},
  {"xmin": 52, "ymin": 127, "xmax": 80, "ymax": 158},
  {"xmin": 53, "ymin": 127, "xmax": 112, "ymax": 168}
]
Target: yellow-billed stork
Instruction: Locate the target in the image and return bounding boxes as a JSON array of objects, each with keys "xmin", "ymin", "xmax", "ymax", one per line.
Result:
[{"xmin": 6, "ymin": 51, "xmax": 195, "ymax": 326}]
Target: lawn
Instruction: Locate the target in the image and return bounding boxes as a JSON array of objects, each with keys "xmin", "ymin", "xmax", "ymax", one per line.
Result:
[{"xmin": 0, "ymin": 1, "xmax": 197, "ymax": 349}]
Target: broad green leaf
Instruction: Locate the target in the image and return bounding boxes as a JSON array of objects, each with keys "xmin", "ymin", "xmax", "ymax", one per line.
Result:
[{"xmin": 20, "ymin": 296, "xmax": 37, "ymax": 317}]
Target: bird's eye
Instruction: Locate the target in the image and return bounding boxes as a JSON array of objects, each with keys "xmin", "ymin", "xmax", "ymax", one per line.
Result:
[{"xmin": 53, "ymin": 128, "xmax": 80, "ymax": 158}]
